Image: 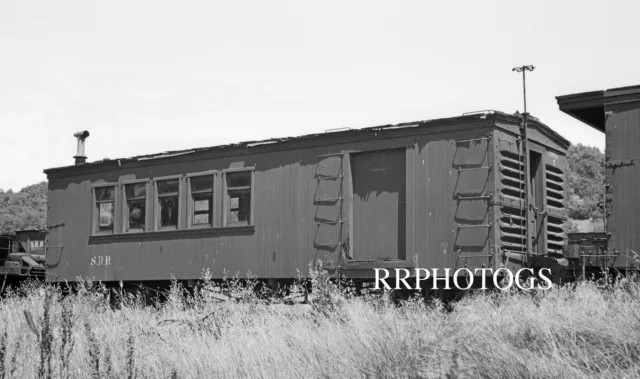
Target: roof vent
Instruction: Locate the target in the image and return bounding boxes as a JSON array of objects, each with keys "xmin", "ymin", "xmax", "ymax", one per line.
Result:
[
  {"xmin": 462, "ymin": 110, "xmax": 497, "ymax": 116},
  {"xmin": 325, "ymin": 127, "xmax": 351, "ymax": 133},
  {"xmin": 73, "ymin": 131, "xmax": 90, "ymax": 165}
]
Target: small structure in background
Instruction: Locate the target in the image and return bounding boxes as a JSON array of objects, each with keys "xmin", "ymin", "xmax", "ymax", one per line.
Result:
[{"xmin": 0, "ymin": 229, "xmax": 47, "ymax": 294}]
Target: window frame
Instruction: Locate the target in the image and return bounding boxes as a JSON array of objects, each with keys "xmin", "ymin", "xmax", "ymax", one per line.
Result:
[
  {"xmin": 186, "ymin": 171, "xmax": 217, "ymax": 229},
  {"xmin": 222, "ymin": 167, "xmax": 255, "ymax": 227},
  {"xmin": 121, "ymin": 179, "xmax": 150, "ymax": 233},
  {"xmin": 153, "ymin": 175, "xmax": 184, "ymax": 231},
  {"xmin": 91, "ymin": 183, "xmax": 119, "ymax": 236}
]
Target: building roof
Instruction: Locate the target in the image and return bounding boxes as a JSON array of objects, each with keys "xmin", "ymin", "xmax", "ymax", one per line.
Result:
[
  {"xmin": 556, "ymin": 84, "xmax": 640, "ymax": 132},
  {"xmin": 44, "ymin": 110, "xmax": 570, "ymax": 176}
]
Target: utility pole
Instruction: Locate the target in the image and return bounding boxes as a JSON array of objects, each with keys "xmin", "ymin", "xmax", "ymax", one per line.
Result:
[{"xmin": 512, "ymin": 65, "xmax": 535, "ymax": 257}]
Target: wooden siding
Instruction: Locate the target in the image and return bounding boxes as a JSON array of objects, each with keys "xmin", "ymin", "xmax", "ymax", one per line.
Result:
[
  {"xmin": 45, "ymin": 117, "xmax": 568, "ymax": 282},
  {"xmin": 605, "ymin": 107, "xmax": 640, "ymax": 268}
]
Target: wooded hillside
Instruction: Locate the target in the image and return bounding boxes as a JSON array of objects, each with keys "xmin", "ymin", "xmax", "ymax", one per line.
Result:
[
  {"xmin": 566, "ymin": 143, "xmax": 605, "ymax": 232},
  {"xmin": 0, "ymin": 181, "xmax": 47, "ymax": 234}
]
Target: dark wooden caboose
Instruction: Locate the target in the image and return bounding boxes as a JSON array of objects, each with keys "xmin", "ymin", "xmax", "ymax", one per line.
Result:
[
  {"xmin": 558, "ymin": 85, "xmax": 640, "ymax": 272},
  {"xmin": 43, "ymin": 111, "xmax": 570, "ymax": 289}
]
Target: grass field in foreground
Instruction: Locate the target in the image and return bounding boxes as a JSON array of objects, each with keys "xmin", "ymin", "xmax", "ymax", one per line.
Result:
[{"xmin": 0, "ymin": 273, "xmax": 639, "ymax": 379}]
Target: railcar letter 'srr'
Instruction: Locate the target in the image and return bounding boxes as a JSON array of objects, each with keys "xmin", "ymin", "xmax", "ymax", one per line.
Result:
[{"xmin": 90, "ymin": 256, "xmax": 111, "ymax": 266}]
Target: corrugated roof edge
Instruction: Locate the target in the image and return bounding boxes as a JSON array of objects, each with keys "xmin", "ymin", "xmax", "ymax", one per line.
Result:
[{"xmin": 43, "ymin": 110, "xmax": 568, "ymax": 175}]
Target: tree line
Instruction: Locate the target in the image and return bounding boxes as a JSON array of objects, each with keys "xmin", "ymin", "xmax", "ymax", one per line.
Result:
[{"xmin": 0, "ymin": 181, "xmax": 47, "ymax": 234}]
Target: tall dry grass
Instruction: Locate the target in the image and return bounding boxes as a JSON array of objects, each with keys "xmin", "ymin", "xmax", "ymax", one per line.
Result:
[{"xmin": 0, "ymin": 271, "xmax": 639, "ymax": 379}]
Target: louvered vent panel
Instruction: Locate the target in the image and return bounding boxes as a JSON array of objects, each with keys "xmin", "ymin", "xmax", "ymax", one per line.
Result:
[
  {"xmin": 547, "ymin": 217, "xmax": 566, "ymax": 253},
  {"xmin": 498, "ymin": 148, "xmax": 526, "ymax": 253},
  {"xmin": 499, "ymin": 207, "xmax": 526, "ymax": 253},
  {"xmin": 545, "ymin": 165, "xmax": 566, "ymax": 211},
  {"xmin": 545, "ymin": 164, "xmax": 567, "ymax": 253},
  {"xmin": 498, "ymin": 150, "xmax": 526, "ymax": 202}
]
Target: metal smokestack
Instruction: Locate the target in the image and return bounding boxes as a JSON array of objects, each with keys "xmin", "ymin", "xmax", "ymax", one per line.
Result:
[{"xmin": 73, "ymin": 130, "xmax": 90, "ymax": 165}]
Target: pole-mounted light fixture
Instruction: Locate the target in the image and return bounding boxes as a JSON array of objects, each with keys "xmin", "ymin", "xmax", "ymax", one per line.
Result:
[
  {"xmin": 512, "ymin": 65, "xmax": 535, "ymax": 114},
  {"xmin": 512, "ymin": 65, "xmax": 535, "ymax": 257}
]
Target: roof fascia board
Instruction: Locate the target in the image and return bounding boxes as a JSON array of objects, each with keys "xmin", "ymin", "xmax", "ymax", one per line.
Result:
[
  {"xmin": 556, "ymin": 90, "xmax": 606, "ymax": 131},
  {"xmin": 556, "ymin": 90, "xmax": 605, "ymax": 110},
  {"xmin": 44, "ymin": 117, "xmax": 493, "ymax": 179},
  {"xmin": 492, "ymin": 113, "xmax": 571, "ymax": 149},
  {"xmin": 605, "ymin": 85, "xmax": 640, "ymax": 107}
]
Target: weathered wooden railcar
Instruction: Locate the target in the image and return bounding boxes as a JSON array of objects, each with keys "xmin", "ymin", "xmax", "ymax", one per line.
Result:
[
  {"xmin": 558, "ymin": 85, "xmax": 640, "ymax": 272},
  {"xmin": 43, "ymin": 111, "xmax": 570, "ymax": 288}
]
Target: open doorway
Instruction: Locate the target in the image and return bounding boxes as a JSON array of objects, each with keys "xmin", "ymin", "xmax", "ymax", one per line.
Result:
[
  {"xmin": 350, "ymin": 149, "xmax": 407, "ymax": 260},
  {"xmin": 529, "ymin": 150, "xmax": 545, "ymax": 254}
]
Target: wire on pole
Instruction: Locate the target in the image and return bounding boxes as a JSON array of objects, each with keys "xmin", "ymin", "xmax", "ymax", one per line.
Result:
[{"xmin": 512, "ymin": 65, "xmax": 535, "ymax": 258}]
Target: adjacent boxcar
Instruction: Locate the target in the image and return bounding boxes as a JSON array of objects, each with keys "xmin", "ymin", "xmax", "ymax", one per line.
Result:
[
  {"xmin": 557, "ymin": 85, "xmax": 640, "ymax": 271},
  {"xmin": 43, "ymin": 111, "xmax": 570, "ymax": 288}
]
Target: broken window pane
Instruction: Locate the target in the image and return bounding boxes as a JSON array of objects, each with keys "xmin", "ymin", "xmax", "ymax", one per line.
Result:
[
  {"xmin": 194, "ymin": 212, "xmax": 210, "ymax": 224},
  {"xmin": 127, "ymin": 199, "xmax": 146, "ymax": 231},
  {"xmin": 228, "ymin": 210, "xmax": 239, "ymax": 223},
  {"xmin": 191, "ymin": 176, "xmax": 213, "ymax": 192},
  {"xmin": 159, "ymin": 196, "xmax": 179, "ymax": 228},
  {"xmin": 94, "ymin": 186, "xmax": 115, "ymax": 233},
  {"xmin": 95, "ymin": 186, "xmax": 115, "ymax": 201},
  {"xmin": 158, "ymin": 179, "xmax": 179, "ymax": 194},
  {"xmin": 125, "ymin": 183, "xmax": 146, "ymax": 232},
  {"xmin": 227, "ymin": 172, "xmax": 251, "ymax": 188},
  {"xmin": 98, "ymin": 202, "xmax": 114, "ymax": 231},
  {"xmin": 191, "ymin": 178, "xmax": 212, "ymax": 226},
  {"xmin": 194, "ymin": 199, "xmax": 209, "ymax": 212},
  {"xmin": 126, "ymin": 183, "xmax": 147, "ymax": 198},
  {"xmin": 227, "ymin": 189, "xmax": 250, "ymax": 225}
]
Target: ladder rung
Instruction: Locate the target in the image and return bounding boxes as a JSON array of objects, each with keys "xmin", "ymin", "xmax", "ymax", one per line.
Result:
[
  {"xmin": 316, "ymin": 219, "xmax": 345, "ymax": 224},
  {"xmin": 458, "ymin": 224, "xmax": 492, "ymax": 228},
  {"xmin": 457, "ymin": 166, "xmax": 492, "ymax": 172},
  {"xmin": 316, "ymin": 197, "xmax": 344, "ymax": 203},
  {"xmin": 315, "ymin": 242, "xmax": 343, "ymax": 247},
  {"xmin": 457, "ymin": 194, "xmax": 492, "ymax": 200},
  {"xmin": 315, "ymin": 174, "xmax": 344, "ymax": 179}
]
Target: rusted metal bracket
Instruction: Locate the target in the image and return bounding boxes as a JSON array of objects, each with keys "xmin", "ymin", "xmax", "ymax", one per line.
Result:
[
  {"xmin": 604, "ymin": 158, "xmax": 636, "ymax": 168},
  {"xmin": 46, "ymin": 222, "xmax": 65, "ymax": 230}
]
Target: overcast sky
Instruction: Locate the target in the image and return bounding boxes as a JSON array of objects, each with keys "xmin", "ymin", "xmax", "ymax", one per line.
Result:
[{"xmin": 1, "ymin": 0, "xmax": 638, "ymax": 191}]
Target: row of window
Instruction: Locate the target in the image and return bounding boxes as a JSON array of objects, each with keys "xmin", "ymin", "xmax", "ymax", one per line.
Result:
[{"xmin": 92, "ymin": 169, "xmax": 254, "ymax": 235}]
